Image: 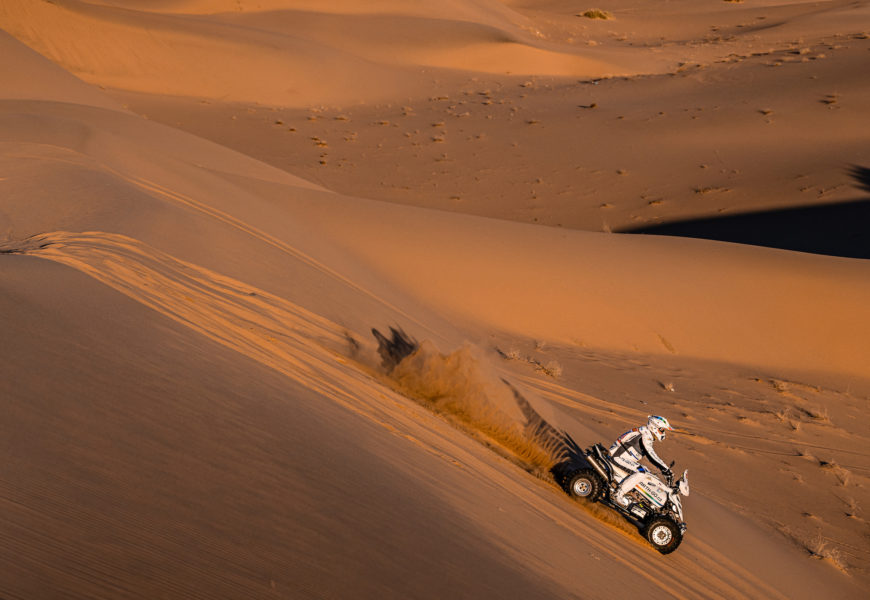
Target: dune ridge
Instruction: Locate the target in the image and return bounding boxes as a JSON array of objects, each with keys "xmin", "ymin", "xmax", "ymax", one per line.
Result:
[{"xmin": 0, "ymin": 0, "xmax": 672, "ymax": 106}]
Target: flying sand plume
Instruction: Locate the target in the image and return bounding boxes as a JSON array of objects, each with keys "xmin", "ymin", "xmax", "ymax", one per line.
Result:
[{"xmin": 371, "ymin": 326, "xmax": 581, "ymax": 476}]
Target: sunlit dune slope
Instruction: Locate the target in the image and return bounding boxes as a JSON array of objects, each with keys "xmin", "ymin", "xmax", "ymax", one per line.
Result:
[
  {"xmin": 4, "ymin": 93, "xmax": 869, "ymax": 383},
  {"xmin": 4, "ymin": 20, "xmax": 868, "ymax": 383},
  {"xmin": 302, "ymin": 195, "xmax": 870, "ymax": 383},
  {"xmin": 76, "ymin": 0, "xmax": 870, "ymax": 238},
  {"xmin": 0, "ymin": 29, "xmax": 123, "ymax": 110}
]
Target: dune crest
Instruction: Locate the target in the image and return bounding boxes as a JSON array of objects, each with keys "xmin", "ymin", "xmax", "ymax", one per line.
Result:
[{"xmin": 0, "ymin": 0, "xmax": 661, "ymax": 106}]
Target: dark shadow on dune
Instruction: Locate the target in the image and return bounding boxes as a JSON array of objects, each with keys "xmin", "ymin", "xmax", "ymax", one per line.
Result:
[
  {"xmin": 502, "ymin": 380, "xmax": 589, "ymax": 491},
  {"xmin": 371, "ymin": 326, "xmax": 418, "ymax": 373},
  {"xmin": 852, "ymin": 165, "xmax": 870, "ymax": 194},
  {"xmin": 624, "ymin": 166, "xmax": 870, "ymax": 259}
]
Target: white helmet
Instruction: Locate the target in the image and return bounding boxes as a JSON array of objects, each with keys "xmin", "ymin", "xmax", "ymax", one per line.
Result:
[{"xmin": 647, "ymin": 415, "xmax": 673, "ymax": 441}]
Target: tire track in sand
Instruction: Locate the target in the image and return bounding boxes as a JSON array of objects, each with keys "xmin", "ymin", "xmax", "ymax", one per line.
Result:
[{"xmin": 2, "ymin": 230, "xmax": 460, "ymax": 466}]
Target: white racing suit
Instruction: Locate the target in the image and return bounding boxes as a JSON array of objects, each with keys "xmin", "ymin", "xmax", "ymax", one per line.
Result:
[{"xmin": 608, "ymin": 425, "xmax": 670, "ymax": 506}]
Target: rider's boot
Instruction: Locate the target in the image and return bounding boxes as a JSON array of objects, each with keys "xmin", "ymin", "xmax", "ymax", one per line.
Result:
[{"xmin": 613, "ymin": 487, "xmax": 630, "ymax": 507}]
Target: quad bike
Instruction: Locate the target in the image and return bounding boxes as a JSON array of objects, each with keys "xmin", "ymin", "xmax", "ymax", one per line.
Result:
[{"xmin": 555, "ymin": 443, "xmax": 690, "ymax": 554}]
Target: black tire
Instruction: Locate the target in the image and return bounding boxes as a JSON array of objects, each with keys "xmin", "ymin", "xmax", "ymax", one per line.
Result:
[
  {"xmin": 567, "ymin": 469, "xmax": 602, "ymax": 502},
  {"xmin": 643, "ymin": 517, "xmax": 683, "ymax": 554}
]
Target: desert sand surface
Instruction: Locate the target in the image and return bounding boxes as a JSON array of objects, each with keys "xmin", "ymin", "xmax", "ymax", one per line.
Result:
[{"xmin": 2, "ymin": 1, "xmax": 869, "ymax": 598}]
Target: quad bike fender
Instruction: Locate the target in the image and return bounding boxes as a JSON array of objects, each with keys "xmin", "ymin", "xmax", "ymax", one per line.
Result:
[{"xmin": 554, "ymin": 452, "xmax": 608, "ymax": 494}]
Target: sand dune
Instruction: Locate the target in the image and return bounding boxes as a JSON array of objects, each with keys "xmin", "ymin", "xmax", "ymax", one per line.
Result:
[
  {"xmin": 0, "ymin": 0, "xmax": 650, "ymax": 106},
  {"xmin": 106, "ymin": 23, "xmax": 870, "ymax": 235},
  {"xmin": 2, "ymin": 1, "xmax": 869, "ymax": 598}
]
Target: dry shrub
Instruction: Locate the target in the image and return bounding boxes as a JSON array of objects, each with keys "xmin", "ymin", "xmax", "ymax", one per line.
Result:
[
  {"xmin": 495, "ymin": 346, "xmax": 562, "ymax": 379},
  {"xmin": 501, "ymin": 347, "xmax": 522, "ymax": 361},
  {"xmin": 777, "ymin": 526, "xmax": 849, "ymax": 573},
  {"xmin": 774, "ymin": 401, "xmax": 830, "ymax": 429},
  {"xmin": 794, "ymin": 447, "xmax": 814, "ymax": 460},
  {"xmin": 580, "ymin": 9, "xmax": 612, "ymax": 19},
  {"xmin": 771, "ymin": 379, "xmax": 789, "ymax": 392},
  {"xmin": 772, "ymin": 408, "xmax": 801, "ymax": 431},
  {"xmin": 538, "ymin": 360, "xmax": 563, "ymax": 378},
  {"xmin": 803, "ymin": 405, "xmax": 831, "ymax": 423},
  {"xmin": 805, "ymin": 532, "xmax": 849, "ymax": 572},
  {"xmin": 819, "ymin": 459, "xmax": 851, "ymax": 486},
  {"xmin": 843, "ymin": 496, "xmax": 861, "ymax": 518}
]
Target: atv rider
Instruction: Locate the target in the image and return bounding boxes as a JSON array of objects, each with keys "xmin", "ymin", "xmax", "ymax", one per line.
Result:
[{"xmin": 609, "ymin": 415, "xmax": 674, "ymax": 507}]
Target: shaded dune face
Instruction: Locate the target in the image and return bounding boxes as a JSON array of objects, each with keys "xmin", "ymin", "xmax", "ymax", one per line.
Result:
[
  {"xmin": 625, "ymin": 165, "xmax": 870, "ymax": 259},
  {"xmin": 626, "ymin": 193, "xmax": 870, "ymax": 259},
  {"xmin": 0, "ymin": 257, "xmax": 563, "ymax": 600}
]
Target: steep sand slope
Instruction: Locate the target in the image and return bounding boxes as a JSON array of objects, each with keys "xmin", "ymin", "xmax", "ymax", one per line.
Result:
[
  {"xmin": 2, "ymin": 3, "xmax": 869, "ymax": 598},
  {"xmin": 0, "ymin": 30, "xmax": 123, "ymax": 111},
  {"xmin": 3, "ymin": 98, "xmax": 864, "ymax": 597},
  {"xmin": 4, "ymin": 253, "xmax": 862, "ymax": 598},
  {"xmin": 0, "ymin": 256, "xmax": 568, "ymax": 599}
]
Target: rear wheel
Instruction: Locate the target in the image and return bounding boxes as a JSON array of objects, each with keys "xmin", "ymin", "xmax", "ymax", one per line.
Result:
[
  {"xmin": 643, "ymin": 517, "xmax": 682, "ymax": 554},
  {"xmin": 567, "ymin": 469, "xmax": 602, "ymax": 502}
]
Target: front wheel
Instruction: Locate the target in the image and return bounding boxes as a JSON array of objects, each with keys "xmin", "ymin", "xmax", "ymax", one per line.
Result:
[
  {"xmin": 567, "ymin": 469, "xmax": 602, "ymax": 502},
  {"xmin": 643, "ymin": 517, "xmax": 683, "ymax": 554}
]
